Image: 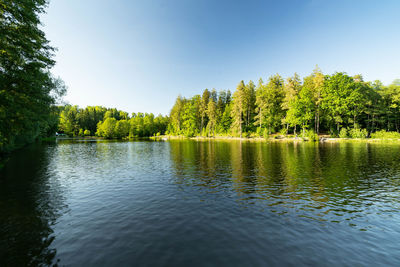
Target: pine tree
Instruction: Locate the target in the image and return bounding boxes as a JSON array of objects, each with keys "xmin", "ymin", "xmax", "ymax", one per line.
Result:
[{"xmin": 231, "ymin": 81, "xmax": 246, "ymax": 137}]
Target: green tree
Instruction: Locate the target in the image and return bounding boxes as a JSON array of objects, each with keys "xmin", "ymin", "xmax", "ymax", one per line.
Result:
[
  {"xmin": 219, "ymin": 102, "xmax": 232, "ymax": 133},
  {"xmin": 311, "ymin": 66, "xmax": 324, "ymax": 133},
  {"xmin": 199, "ymin": 89, "xmax": 210, "ymax": 133},
  {"xmin": 254, "ymin": 75, "xmax": 284, "ymax": 134},
  {"xmin": 295, "ymin": 83, "xmax": 315, "ymax": 136},
  {"xmin": 0, "ymin": 0, "xmax": 66, "ymax": 152},
  {"xmin": 115, "ymin": 120, "xmax": 129, "ymax": 138},
  {"xmin": 207, "ymin": 99, "xmax": 217, "ymax": 136},
  {"xmin": 243, "ymin": 80, "xmax": 256, "ymax": 129},
  {"xmin": 322, "ymin": 72, "xmax": 365, "ymax": 133},
  {"xmin": 59, "ymin": 105, "xmax": 80, "ymax": 136},
  {"xmin": 231, "ymin": 81, "xmax": 246, "ymax": 137},
  {"xmin": 96, "ymin": 118, "xmax": 117, "ymax": 139},
  {"xmin": 181, "ymin": 96, "xmax": 200, "ymax": 137},
  {"xmin": 169, "ymin": 95, "xmax": 185, "ymax": 134},
  {"xmin": 282, "ymin": 74, "xmax": 301, "ymax": 132}
]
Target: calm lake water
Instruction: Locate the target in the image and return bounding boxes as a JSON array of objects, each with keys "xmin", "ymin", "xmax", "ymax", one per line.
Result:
[{"xmin": 1, "ymin": 139, "xmax": 400, "ymax": 266}]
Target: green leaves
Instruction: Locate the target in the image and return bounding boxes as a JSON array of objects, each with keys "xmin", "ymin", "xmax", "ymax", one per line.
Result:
[
  {"xmin": 164, "ymin": 69, "xmax": 400, "ymax": 138},
  {"xmin": 0, "ymin": 0, "xmax": 65, "ymax": 153}
]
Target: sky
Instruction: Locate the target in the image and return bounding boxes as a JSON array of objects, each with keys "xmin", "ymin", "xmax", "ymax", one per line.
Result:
[{"xmin": 41, "ymin": 0, "xmax": 400, "ymax": 115}]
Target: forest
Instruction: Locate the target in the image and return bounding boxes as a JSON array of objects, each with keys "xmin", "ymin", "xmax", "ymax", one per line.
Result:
[
  {"xmin": 167, "ymin": 68, "xmax": 400, "ymax": 139},
  {"xmin": 57, "ymin": 105, "xmax": 169, "ymax": 138},
  {"xmin": 56, "ymin": 67, "xmax": 400, "ymax": 141}
]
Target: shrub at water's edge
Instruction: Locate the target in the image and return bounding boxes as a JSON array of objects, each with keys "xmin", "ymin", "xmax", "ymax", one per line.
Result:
[{"xmin": 370, "ymin": 130, "xmax": 400, "ymax": 139}]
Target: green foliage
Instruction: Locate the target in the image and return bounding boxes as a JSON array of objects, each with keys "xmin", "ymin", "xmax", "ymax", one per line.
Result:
[
  {"xmin": 231, "ymin": 81, "xmax": 246, "ymax": 136},
  {"xmin": 115, "ymin": 120, "xmax": 129, "ymax": 138},
  {"xmin": 163, "ymin": 68, "xmax": 400, "ymax": 141},
  {"xmin": 339, "ymin": 128, "xmax": 348, "ymax": 138},
  {"xmin": 181, "ymin": 96, "xmax": 200, "ymax": 137},
  {"xmin": 370, "ymin": 130, "xmax": 400, "ymax": 139},
  {"xmin": 349, "ymin": 127, "xmax": 368, "ymax": 139},
  {"xmin": 305, "ymin": 130, "xmax": 318, "ymax": 141},
  {"xmin": 0, "ymin": 0, "xmax": 66, "ymax": 153},
  {"xmin": 207, "ymin": 99, "xmax": 217, "ymax": 136},
  {"xmin": 263, "ymin": 128, "xmax": 269, "ymax": 139},
  {"xmin": 219, "ymin": 102, "xmax": 232, "ymax": 133},
  {"xmin": 321, "ymin": 73, "xmax": 369, "ymax": 131},
  {"xmin": 52, "ymin": 68, "xmax": 400, "ymax": 142},
  {"xmin": 254, "ymin": 75, "xmax": 284, "ymax": 134},
  {"xmin": 256, "ymin": 127, "xmax": 262, "ymax": 137},
  {"xmin": 57, "ymin": 105, "xmax": 168, "ymax": 139},
  {"xmin": 96, "ymin": 118, "xmax": 117, "ymax": 139}
]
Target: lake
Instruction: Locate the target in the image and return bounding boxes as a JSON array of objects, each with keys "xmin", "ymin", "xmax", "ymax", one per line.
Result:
[{"xmin": 1, "ymin": 139, "xmax": 400, "ymax": 266}]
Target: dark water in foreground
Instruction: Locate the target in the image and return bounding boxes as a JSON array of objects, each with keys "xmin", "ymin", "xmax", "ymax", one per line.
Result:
[{"xmin": 1, "ymin": 139, "xmax": 400, "ymax": 266}]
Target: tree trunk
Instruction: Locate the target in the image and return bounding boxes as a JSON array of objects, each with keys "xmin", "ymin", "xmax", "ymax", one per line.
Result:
[
  {"xmin": 314, "ymin": 112, "xmax": 317, "ymax": 133},
  {"xmin": 240, "ymin": 117, "xmax": 242, "ymax": 138},
  {"xmin": 371, "ymin": 114, "xmax": 375, "ymax": 132}
]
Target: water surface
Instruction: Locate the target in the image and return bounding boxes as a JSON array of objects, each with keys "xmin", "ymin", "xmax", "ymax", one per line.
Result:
[{"xmin": 1, "ymin": 140, "xmax": 400, "ymax": 266}]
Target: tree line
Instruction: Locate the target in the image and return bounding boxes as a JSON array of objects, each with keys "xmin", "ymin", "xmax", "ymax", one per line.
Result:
[
  {"xmin": 58, "ymin": 105, "xmax": 169, "ymax": 138},
  {"xmin": 168, "ymin": 67, "xmax": 400, "ymax": 138},
  {"xmin": 59, "ymin": 68, "xmax": 400, "ymax": 140}
]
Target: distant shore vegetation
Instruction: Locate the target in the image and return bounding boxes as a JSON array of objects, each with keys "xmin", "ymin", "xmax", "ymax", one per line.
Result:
[
  {"xmin": 57, "ymin": 67, "xmax": 400, "ymax": 141},
  {"xmin": 57, "ymin": 106, "xmax": 169, "ymax": 139}
]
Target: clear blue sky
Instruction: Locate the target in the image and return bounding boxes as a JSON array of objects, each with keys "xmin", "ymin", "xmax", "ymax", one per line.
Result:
[{"xmin": 42, "ymin": 0, "xmax": 400, "ymax": 115}]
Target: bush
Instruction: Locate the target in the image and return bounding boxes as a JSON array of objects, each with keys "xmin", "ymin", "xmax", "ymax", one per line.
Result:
[
  {"xmin": 256, "ymin": 127, "xmax": 262, "ymax": 137},
  {"xmin": 263, "ymin": 128, "xmax": 269, "ymax": 139},
  {"xmin": 349, "ymin": 128, "xmax": 367, "ymax": 139},
  {"xmin": 279, "ymin": 128, "xmax": 288, "ymax": 136},
  {"xmin": 371, "ymin": 130, "xmax": 400, "ymax": 139},
  {"xmin": 339, "ymin": 128, "xmax": 348, "ymax": 138},
  {"xmin": 184, "ymin": 129, "xmax": 195, "ymax": 137},
  {"xmin": 305, "ymin": 129, "xmax": 318, "ymax": 141},
  {"xmin": 201, "ymin": 128, "xmax": 207, "ymax": 137},
  {"xmin": 84, "ymin": 129, "xmax": 91, "ymax": 136}
]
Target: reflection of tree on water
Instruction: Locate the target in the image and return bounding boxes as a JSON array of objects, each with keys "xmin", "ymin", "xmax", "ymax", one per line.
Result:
[
  {"xmin": 169, "ymin": 140, "xmax": 233, "ymax": 190},
  {"xmin": 230, "ymin": 141, "xmax": 261, "ymax": 197},
  {"xmin": 0, "ymin": 143, "xmax": 66, "ymax": 266},
  {"xmin": 169, "ymin": 140, "xmax": 400, "ymax": 225}
]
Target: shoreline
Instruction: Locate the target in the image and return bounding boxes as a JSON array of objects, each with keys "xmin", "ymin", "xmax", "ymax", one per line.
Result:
[
  {"xmin": 51, "ymin": 135, "xmax": 400, "ymax": 143},
  {"xmin": 150, "ymin": 135, "xmax": 400, "ymax": 143}
]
